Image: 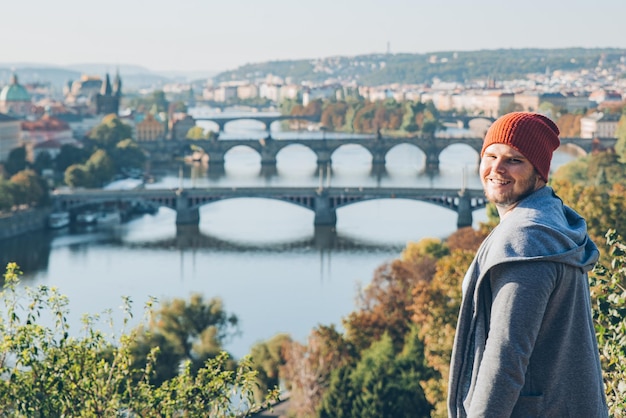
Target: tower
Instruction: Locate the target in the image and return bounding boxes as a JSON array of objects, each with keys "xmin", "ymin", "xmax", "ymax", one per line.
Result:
[{"xmin": 96, "ymin": 72, "xmax": 121, "ymax": 115}]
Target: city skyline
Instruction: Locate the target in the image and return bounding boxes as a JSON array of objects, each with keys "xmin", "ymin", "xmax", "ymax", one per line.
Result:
[{"xmin": 2, "ymin": 0, "xmax": 626, "ymax": 74}]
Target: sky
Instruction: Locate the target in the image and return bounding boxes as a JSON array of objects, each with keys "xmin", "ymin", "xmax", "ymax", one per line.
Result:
[{"xmin": 3, "ymin": 0, "xmax": 626, "ymax": 74}]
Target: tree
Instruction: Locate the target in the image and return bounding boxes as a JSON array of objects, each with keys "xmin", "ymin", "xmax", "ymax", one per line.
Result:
[
  {"xmin": 9, "ymin": 169, "xmax": 48, "ymax": 207},
  {"xmin": 111, "ymin": 138, "xmax": 146, "ymax": 172},
  {"xmin": 614, "ymin": 113, "xmax": 626, "ymax": 163},
  {"xmin": 343, "ymin": 241, "xmax": 440, "ymax": 353},
  {"xmin": 0, "ymin": 264, "xmax": 277, "ymax": 416},
  {"xmin": 64, "ymin": 164, "xmax": 92, "ymax": 188},
  {"xmin": 186, "ymin": 126, "xmax": 208, "ymax": 140},
  {"xmin": 149, "ymin": 90, "xmax": 169, "ymax": 113},
  {"xmin": 320, "ymin": 102, "xmax": 349, "ymax": 131},
  {"xmin": 87, "ymin": 116, "xmax": 133, "ymax": 151},
  {"xmin": 85, "ymin": 149, "xmax": 115, "ymax": 187},
  {"xmin": 281, "ymin": 325, "xmax": 352, "ymax": 417},
  {"xmin": 33, "ymin": 151, "xmax": 54, "ymax": 175},
  {"xmin": 318, "ymin": 365, "xmax": 356, "ymax": 418},
  {"xmin": 552, "ymin": 156, "xmax": 590, "ymax": 184},
  {"xmin": 0, "ymin": 179, "xmax": 15, "ymax": 211},
  {"xmin": 129, "ymin": 293, "xmax": 239, "ymax": 386},
  {"xmin": 4, "ymin": 146, "xmax": 27, "ymax": 176},
  {"xmin": 55, "ymin": 144, "xmax": 90, "ymax": 173},
  {"xmin": 589, "ymin": 230, "xmax": 626, "ymax": 416},
  {"xmin": 401, "ymin": 101, "xmax": 419, "ymax": 132},
  {"xmin": 551, "ymin": 179, "xmax": 626, "ymax": 243},
  {"xmin": 410, "ymin": 249, "xmax": 474, "ymax": 417},
  {"xmin": 320, "ymin": 332, "xmax": 431, "ymax": 418},
  {"xmin": 249, "ymin": 333, "xmax": 292, "ymax": 402}
]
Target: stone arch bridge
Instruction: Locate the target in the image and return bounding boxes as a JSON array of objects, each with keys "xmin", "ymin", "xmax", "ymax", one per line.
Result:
[
  {"xmin": 142, "ymin": 135, "xmax": 615, "ymax": 175},
  {"xmin": 195, "ymin": 114, "xmax": 320, "ymax": 133},
  {"xmin": 52, "ymin": 186, "xmax": 488, "ymax": 229}
]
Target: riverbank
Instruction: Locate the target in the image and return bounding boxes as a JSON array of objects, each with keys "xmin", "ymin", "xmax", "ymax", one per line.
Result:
[{"xmin": 0, "ymin": 208, "xmax": 50, "ymax": 240}]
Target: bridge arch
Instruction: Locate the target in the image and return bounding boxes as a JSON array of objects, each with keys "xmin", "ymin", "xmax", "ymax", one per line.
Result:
[
  {"xmin": 438, "ymin": 142, "xmax": 481, "ymax": 172},
  {"xmin": 557, "ymin": 142, "xmax": 588, "ymax": 157},
  {"xmin": 52, "ymin": 187, "xmax": 486, "ymax": 230},
  {"xmin": 385, "ymin": 143, "xmax": 427, "ymax": 172},
  {"xmin": 221, "ymin": 118, "xmax": 268, "ymax": 132},
  {"xmin": 467, "ymin": 117, "xmax": 493, "ymax": 135},
  {"xmin": 141, "ymin": 135, "xmax": 614, "ymax": 175},
  {"xmin": 223, "ymin": 146, "xmax": 263, "ymax": 175},
  {"xmin": 275, "ymin": 144, "xmax": 318, "ymax": 172},
  {"xmin": 330, "ymin": 143, "xmax": 373, "ymax": 163}
]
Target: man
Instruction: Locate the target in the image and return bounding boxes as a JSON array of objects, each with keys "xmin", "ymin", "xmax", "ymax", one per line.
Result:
[{"xmin": 447, "ymin": 112, "xmax": 608, "ymax": 417}]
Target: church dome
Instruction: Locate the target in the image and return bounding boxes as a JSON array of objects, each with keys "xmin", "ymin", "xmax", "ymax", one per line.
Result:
[{"xmin": 0, "ymin": 74, "xmax": 31, "ymax": 102}]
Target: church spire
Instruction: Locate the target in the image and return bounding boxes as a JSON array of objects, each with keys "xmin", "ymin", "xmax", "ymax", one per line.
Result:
[
  {"xmin": 113, "ymin": 69, "xmax": 122, "ymax": 97},
  {"xmin": 101, "ymin": 73, "xmax": 113, "ymax": 96}
]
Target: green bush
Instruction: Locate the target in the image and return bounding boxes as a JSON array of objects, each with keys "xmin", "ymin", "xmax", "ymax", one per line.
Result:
[
  {"xmin": 0, "ymin": 263, "xmax": 278, "ymax": 417},
  {"xmin": 590, "ymin": 230, "xmax": 626, "ymax": 417}
]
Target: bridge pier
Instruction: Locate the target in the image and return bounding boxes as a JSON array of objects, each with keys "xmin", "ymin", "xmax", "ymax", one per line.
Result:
[
  {"xmin": 175, "ymin": 190, "xmax": 200, "ymax": 225},
  {"xmin": 456, "ymin": 190, "xmax": 473, "ymax": 228},
  {"xmin": 424, "ymin": 151, "xmax": 440, "ymax": 175},
  {"xmin": 315, "ymin": 150, "xmax": 332, "ymax": 167},
  {"xmin": 260, "ymin": 145, "xmax": 277, "ymax": 167},
  {"xmin": 260, "ymin": 164, "xmax": 278, "ymax": 178},
  {"xmin": 207, "ymin": 151, "xmax": 226, "ymax": 165},
  {"xmin": 371, "ymin": 149, "xmax": 386, "ymax": 166},
  {"xmin": 207, "ymin": 162, "xmax": 226, "ymax": 179},
  {"xmin": 314, "ymin": 225, "xmax": 337, "ymax": 248},
  {"xmin": 314, "ymin": 192, "xmax": 337, "ymax": 227},
  {"xmin": 370, "ymin": 163, "xmax": 387, "ymax": 178}
]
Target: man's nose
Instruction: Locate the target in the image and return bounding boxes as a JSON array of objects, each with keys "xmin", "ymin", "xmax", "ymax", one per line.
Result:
[{"xmin": 492, "ymin": 158, "xmax": 506, "ymax": 172}]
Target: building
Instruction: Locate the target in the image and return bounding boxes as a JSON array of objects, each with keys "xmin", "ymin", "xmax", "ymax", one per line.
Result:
[
  {"xmin": 0, "ymin": 113, "xmax": 21, "ymax": 162},
  {"xmin": 169, "ymin": 113, "xmax": 196, "ymax": 140},
  {"xmin": 21, "ymin": 114, "xmax": 74, "ymax": 144},
  {"xmin": 580, "ymin": 112, "xmax": 620, "ymax": 138},
  {"xmin": 514, "ymin": 91, "xmax": 541, "ymax": 112},
  {"xmin": 0, "ymin": 74, "xmax": 33, "ymax": 117},
  {"xmin": 64, "ymin": 71, "xmax": 122, "ymax": 115},
  {"xmin": 96, "ymin": 72, "xmax": 122, "ymax": 115},
  {"xmin": 135, "ymin": 113, "xmax": 166, "ymax": 142},
  {"xmin": 237, "ymin": 83, "xmax": 259, "ymax": 100},
  {"xmin": 64, "ymin": 75, "xmax": 103, "ymax": 113},
  {"xmin": 32, "ymin": 139, "xmax": 63, "ymax": 162},
  {"xmin": 21, "ymin": 114, "xmax": 76, "ymax": 161},
  {"xmin": 214, "ymin": 85, "xmax": 239, "ymax": 102}
]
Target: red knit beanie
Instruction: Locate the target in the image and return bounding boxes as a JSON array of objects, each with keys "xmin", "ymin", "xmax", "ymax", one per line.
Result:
[{"xmin": 481, "ymin": 112, "xmax": 560, "ymax": 181}]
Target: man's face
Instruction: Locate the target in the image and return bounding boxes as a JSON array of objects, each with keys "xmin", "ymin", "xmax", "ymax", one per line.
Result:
[{"xmin": 479, "ymin": 143, "xmax": 544, "ymax": 214}]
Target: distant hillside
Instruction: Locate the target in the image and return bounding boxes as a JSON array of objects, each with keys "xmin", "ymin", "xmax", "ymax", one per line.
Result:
[
  {"xmin": 213, "ymin": 47, "xmax": 626, "ymax": 86},
  {"xmin": 1, "ymin": 48, "xmax": 625, "ymax": 94},
  {"xmin": 0, "ymin": 64, "xmax": 174, "ymax": 93}
]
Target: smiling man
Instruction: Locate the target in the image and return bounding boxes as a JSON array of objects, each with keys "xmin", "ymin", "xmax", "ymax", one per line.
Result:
[{"xmin": 447, "ymin": 112, "xmax": 608, "ymax": 417}]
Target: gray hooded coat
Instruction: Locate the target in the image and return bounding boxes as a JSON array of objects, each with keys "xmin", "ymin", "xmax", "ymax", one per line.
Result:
[{"xmin": 448, "ymin": 186, "xmax": 608, "ymax": 418}]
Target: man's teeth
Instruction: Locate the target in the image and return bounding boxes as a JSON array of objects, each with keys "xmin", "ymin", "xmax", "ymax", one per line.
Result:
[{"xmin": 491, "ymin": 179, "xmax": 510, "ymax": 185}]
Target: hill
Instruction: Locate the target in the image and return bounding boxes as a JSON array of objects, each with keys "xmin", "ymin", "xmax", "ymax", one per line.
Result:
[
  {"xmin": 1, "ymin": 48, "xmax": 625, "ymax": 93},
  {"xmin": 0, "ymin": 64, "xmax": 175, "ymax": 93},
  {"xmin": 213, "ymin": 47, "xmax": 626, "ymax": 86}
]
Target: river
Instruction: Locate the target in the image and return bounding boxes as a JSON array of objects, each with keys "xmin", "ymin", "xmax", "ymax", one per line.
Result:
[{"xmin": 6, "ymin": 109, "xmax": 579, "ymax": 359}]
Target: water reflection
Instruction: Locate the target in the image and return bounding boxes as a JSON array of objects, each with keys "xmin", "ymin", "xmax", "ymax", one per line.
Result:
[
  {"xmin": 0, "ymin": 230, "xmax": 52, "ymax": 275},
  {"xmin": 116, "ymin": 223, "xmax": 396, "ymax": 253}
]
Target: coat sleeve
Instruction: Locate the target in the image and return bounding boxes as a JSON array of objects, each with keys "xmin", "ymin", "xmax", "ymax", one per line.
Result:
[{"xmin": 467, "ymin": 260, "xmax": 558, "ymax": 418}]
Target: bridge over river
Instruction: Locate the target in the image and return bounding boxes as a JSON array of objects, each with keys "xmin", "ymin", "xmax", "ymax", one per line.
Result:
[
  {"xmin": 142, "ymin": 134, "xmax": 616, "ymax": 175},
  {"xmin": 52, "ymin": 186, "xmax": 488, "ymax": 229}
]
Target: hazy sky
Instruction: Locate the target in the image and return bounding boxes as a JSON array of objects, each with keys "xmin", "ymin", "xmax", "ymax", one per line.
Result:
[{"xmin": 3, "ymin": 0, "xmax": 626, "ymax": 73}]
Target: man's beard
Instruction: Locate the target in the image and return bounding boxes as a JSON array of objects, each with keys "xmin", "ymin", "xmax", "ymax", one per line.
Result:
[{"xmin": 484, "ymin": 173, "xmax": 542, "ymax": 210}]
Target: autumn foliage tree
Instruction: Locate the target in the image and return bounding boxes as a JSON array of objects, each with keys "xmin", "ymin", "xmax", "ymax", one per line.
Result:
[{"xmin": 281, "ymin": 325, "xmax": 352, "ymax": 417}]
